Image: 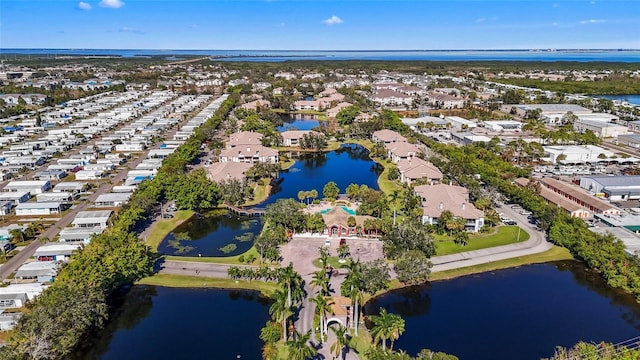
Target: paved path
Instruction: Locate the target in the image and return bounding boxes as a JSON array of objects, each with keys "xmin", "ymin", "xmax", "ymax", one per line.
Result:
[
  {"xmin": 431, "ymin": 204, "xmax": 552, "ymax": 272},
  {"xmin": 158, "ymin": 260, "xmax": 255, "ymax": 278}
]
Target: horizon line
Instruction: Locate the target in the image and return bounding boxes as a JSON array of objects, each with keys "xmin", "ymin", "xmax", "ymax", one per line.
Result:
[{"xmin": 1, "ymin": 48, "xmax": 640, "ymax": 52}]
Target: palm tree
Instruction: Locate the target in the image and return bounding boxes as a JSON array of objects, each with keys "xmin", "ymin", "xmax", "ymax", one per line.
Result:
[
  {"xmin": 9, "ymin": 228, "xmax": 24, "ymax": 245},
  {"xmin": 309, "ymin": 189, "xmax": 318, "ymax": 204},
  {"xmin": 278, "ymin": 263, "xmax": 298, "ymax": 307},
  {"xmin": 297, "ymin": 190, "xmax": 306, "ymax": 204},
  {"xmin": 330, "ymin": 324, "xmax": 350, "ymax": 360},
  {"xmin": 369, "ymin": 308, "xmax": 392, "ymax": 350},
  {"xmin": 387, "ymin": 312, "xmax": 405, "ymax": 351},
  {"xmin": 342, "ymin": 260, "xmax": 363, "ymax": 335},
  {"xmin": 310, "ymin": 294, "xmax": 331, "ymax": 344},
  {"xmin": 269, "ymin": 289, "xmax": 292, "ymax": 340},
  {"xmin": 311, "ymin": 269, "xmax": 330, "ymax": 296},
  {"xmin": 389, "ymin": 189, "xmax": 401, "ymax": 225},
  {"xmin": 369, "ymin": 308, "xmax": 405, "ymax": 351},
  {"xmin": 285, "ymin": 330, "xmax": 317, "ymax": 360}
]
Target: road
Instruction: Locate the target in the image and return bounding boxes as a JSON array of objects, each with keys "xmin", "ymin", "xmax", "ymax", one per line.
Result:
[
  {"xmin": 431, "ymin": 205, "xmax": 552, "ymax": 271},
  {"xmin": 0, "ymin": 96, "xmax": 214, "ymax": 280}
]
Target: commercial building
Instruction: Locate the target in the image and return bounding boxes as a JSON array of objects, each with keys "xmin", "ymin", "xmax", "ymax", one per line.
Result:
[
  {"xmin": 542, "ymin": 145, "xmax": 615, "ymax": 164},
  {"xmin": 539, "ymin": 177, "xmax": 620, "ymax": 215},
  {"xmin": 580, "ymin": 175, "xmax": 640, "ymax": 201}
]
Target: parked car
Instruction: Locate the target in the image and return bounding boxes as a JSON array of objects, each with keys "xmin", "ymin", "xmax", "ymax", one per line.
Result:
[
  {"xmin": 339, "ymin": 238, "xmax": 346, "ymax": 246},
  {"xmin": 162, "ymin": 213, "xmax": 174, "ymax": 219},
  {"xmin": 324, "ymin": 239, "xmax": 331, "ymax": 247}
]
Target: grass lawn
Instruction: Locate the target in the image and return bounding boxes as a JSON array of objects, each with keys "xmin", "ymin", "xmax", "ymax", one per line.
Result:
[
  {"xmin": 376, "ymin": 160, "xmax": 403, "ymax": 196},
  {"xmin": 429, "ymin": 246, "xmax": 573, "ymax": 281},
  {"xmin": 311, "ymin": 256, "xmax": 351, "ymax": 269},
  {"xmin": 435, "ymin": 225, "xmax": 530, "ymax": 256},
  {"xmin": 280, "ymin": 158, "xmax": 295, "ymax": 170},
  {"xmin": 137, "ymin": 273, "xmax": 278, "ymax": 296},
  {"xmin": 325, "ymin": 141, "xmax": 343, "ymax": 151},
  {"xmin": 345, "ymin": 138, "xmax": 375, "ymax": 150},
  {"xmin": 164, "ymin": 246, "xmax": 273, "ymax": 266},
  {"xmin": 243, "ymin": 181, "xmax": 271, "ymax": 207},
  {"xmin": 348, "ymin": 329, "xmax": 374, "ymax": 360},
  {"xmin": 145, "ymin": 210, "xmax": 194, "ymax": 250}
]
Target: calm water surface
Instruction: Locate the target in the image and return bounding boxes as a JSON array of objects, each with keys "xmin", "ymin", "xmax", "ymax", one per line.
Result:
[
  {"xmin": 159, "ymin": 144, "xmax": 381, "ymax": 255},
  {"xmin": 596, "ymin": 94, "xmax": 640, "ymax": 106},
  {"xmin": 364, "ymin": 261, "xmax": 640, "ymax": 360},
  {"xmin": 277, "ymin": 114, "xmax": 321, "ymax": 131},
  {"xmin": 77, "ymin": 286, "xmax": 271, "ymax": 360}
]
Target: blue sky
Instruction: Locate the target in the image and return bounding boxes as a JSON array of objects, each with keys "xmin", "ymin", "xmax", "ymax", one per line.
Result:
[{"xmin": 1, "ymin": 0, "xmax": 638, "ymax": 50}]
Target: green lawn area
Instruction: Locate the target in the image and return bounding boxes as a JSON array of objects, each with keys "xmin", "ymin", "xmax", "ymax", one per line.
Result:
[
  {"xmin": 430, "ymin": 246, "xmax": 574, "ymax": 281},
  {"xmin": 137, "ymin": 273, "xmax": 278, "ymax": 296},
  {"xmin": 164, "ymin": 246, "xmax": 272, "ymax": 266},
  {"xmin": 345, "ymin": 138, "xmax": 375, "ymax": 150},
  {"xmin": 280, "ymin": 158, "xmax": 295, "ymax": 170},
  {"xmin": 376, "ymin": 160, "xmax": 402, "ymax": 196},
  {"xmin": 435, "ymin": 225, "xmax": 530, "ymax": 256},
  {"xmin": 145, "ymin": 210, "xmax": 194, "ymax": 250},
  {"xmin": 311, "ymin": 256, "xmax": 351, "ymax": 269},
  {"xmin": 243, "ymin": 180, "xmax": 270, "ymax": 207}
]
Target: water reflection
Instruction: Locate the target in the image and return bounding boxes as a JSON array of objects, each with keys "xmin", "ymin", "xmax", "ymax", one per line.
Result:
[
  {"xmin": 364, "ymin": 261, "xmax": 640, "ymax": 360},
  {"xmin": 77, "ymin": 287, "xmax": 272, "ymax": 360}
]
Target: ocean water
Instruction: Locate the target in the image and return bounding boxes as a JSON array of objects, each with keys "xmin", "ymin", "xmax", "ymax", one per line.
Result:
[{"xmin": 1, "ymin": 49, "xmax": 640, "ymax": 62}]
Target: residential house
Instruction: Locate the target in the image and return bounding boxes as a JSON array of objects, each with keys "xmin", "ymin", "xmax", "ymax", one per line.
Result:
[
  {"xmin": 414, "ymin": 184, "xmax": 485, "ymax": 232},
  {"xmin": 397, "ymin": 157, "xmax": 443, "ymax": 185},
  {"xmin": 385, "ymin": 142, "xmax": 421, "ymax": 163},
  {"xmin": 207, "ymin": 162, "xmax": 253, "ymax": 183},
  {"xmin": 71, "ymin": 210, "xmax": 113, "ymax": 229},
  {"xmin": 226, "ymin": 131, "xmax": 263, "ymax": 149},
  {"xmin": 372, "ymin": 129, "xmax": 407, "ymax": 144},
  {"xmin": 281, "ymin": 130, "xmax": 322, "ymax": 147},
  {"xmin": 219, "ymin": 145, "xmax": 279, "ymax": 164}
]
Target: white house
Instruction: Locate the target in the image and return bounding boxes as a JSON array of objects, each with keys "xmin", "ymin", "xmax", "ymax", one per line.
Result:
[{"xmin": 219, "ymin": 145, "xmax": 279, "ymax": 164}]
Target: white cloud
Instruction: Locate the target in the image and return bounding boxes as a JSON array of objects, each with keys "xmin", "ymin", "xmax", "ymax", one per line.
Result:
[
  {"xmin": 119, "ymin": 26, "xmax": 145, "ymax": 34},
  {"xmin": 99, "ymin": 0, "xmax": 125, "ymax": 8},
  {"xmin": 323, "ymin": 15, "xmax": 343, "ymax": 25},
  {"xmin": 580, "ymin": 19, "xmax": 606, "ymax": 25},
  {"xmin": 77, "ymin": 1, "xmax": 92, "ymax": 10}
]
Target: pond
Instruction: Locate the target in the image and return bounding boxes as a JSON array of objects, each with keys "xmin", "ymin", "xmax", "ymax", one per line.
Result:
[
  {"xmin": 159, "ymin": 144, "xmax": 381, "ymax": 256},
  {"xmin": 75, "ymin": 286, "xmax": 271, "ymax": 360},
  {"xmin": 277, "ymin": 113, "xmax": 321, "ymax": 131},
  {"xmin": 364, "ymin": 261, "xmax": 640, "ymax": 360},
  {"xmin": 157, "ymin": 211, "xmax": 261, "ymax": 257}
]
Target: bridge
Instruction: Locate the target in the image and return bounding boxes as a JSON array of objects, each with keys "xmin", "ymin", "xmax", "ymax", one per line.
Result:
[{"xmin": 222, "ymin": 203, "xmax": 265, "ymax": 217}]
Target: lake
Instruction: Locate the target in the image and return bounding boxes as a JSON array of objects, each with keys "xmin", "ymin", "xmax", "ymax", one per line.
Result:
[
  {"xmin": 277, "ymin": 113, "xmax": 321, "ymax": 131},
  {"xmin": 596, "ymin": 94, "xmax": 640, "ymax": 106},
  {"xmin": 75, "ymin": 286, "xmax": 271, "ymax": 360},
  {"xmin": 364, "ymin": 261, "xmax": 640, "ymax": 360},
  {"xmin": 159, "ymin": 144, "xmax": 381, "ymax": 256}
]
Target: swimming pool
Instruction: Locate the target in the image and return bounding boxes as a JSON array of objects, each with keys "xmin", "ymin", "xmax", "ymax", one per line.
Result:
[{"xmin": 318, "ymin": 205, "xmax": 357, "ymax": 216}]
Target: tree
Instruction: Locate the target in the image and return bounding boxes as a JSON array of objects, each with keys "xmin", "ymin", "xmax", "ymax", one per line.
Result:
[
  {"xmin": 285, "ymin": 330, "xmax": 318, "ymax": 360},
  {"xmin": 9, "ymin": 228, "xmax": 24, "ymax": 245},
  {"xmin": 360, "ymin": 259, "xmax": 390, "ymax": 295},
  {"xmin": 278, "ymin": 263, "xmax": 301, "ymax": 307},
  {"xmin": 382, "ymin": 221, "xmax": 435, "ymax": 259},
  {"xmin": 346, "ymin": 183, "xmax": 360, "ymax": 201},
  {"xmin": 341, "ymin": 260, "xmax": 363, "ymax": 335},
  {"xmin": 311, "ymin": 269, "xmax": 331, "ymax": 297},
  {"xmin": 323, "ymin": 181, "xmax": 340, "ymax": 200},
  {"xmin": 309, "ymin": 189, "xmax": 319, "ymax": 203},
  {"xmin": 394, "ymin": 250, "xmax": 432, "ymax": 285},
  {"xmin": 269, "ymin": 288, "xmax": 292, "ymax": 341},
  {"xmin": 330, "ymin": 324, "xmax": 350, "ymax": 360},
  {"xmin": 337, "ymin": 243, "xmax": 350, "ymax": 261},
  {"xmin": 369, "ymin": 308, "xmax": 405, "ymax": 351},
  {"xmin": 297, "ymin": 190, "xmax": 306, "ymax": 203},
  {"xmin": 389, "ymin": 189, "xmax": 401, "ymax": 225},
  {"xmin": 310, "ymin": 294, "xmax": 331, "ymax": 343},
  {"xmin": 336, "ymin": 105, "xmax": 360, "ymax": 125},
  {"xmin": 264, "ymin": 199, "xmax": 306, "ymax": 235}
]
